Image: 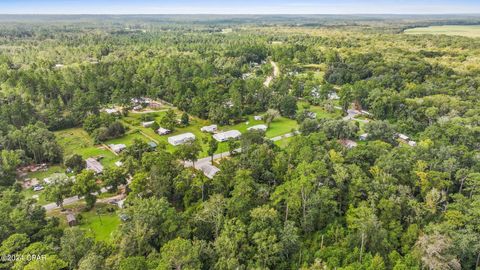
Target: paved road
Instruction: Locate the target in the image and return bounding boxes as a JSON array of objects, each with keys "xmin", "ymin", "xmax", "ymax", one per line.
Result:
[
  {"xmin": 43, "ymin": 131, "xmax": 298, "ymax": 211},
  {"xmin": 184, "ymin": 131, "xmax": 298, "ymax": 170},
  {"xmin": 42, "ymin": 179, "xmax": 131, "ymax": 212}
]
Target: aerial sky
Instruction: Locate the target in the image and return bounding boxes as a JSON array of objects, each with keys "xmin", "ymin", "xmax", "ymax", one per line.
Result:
[{"xmin": 1, "ymin": 0, "xmax": 480, "ymax": 14}]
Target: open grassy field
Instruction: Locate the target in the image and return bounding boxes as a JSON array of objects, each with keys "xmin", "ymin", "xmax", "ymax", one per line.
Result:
[
  {"xmin": 404, "ymin": 25, "xmax": 480, "ymax": 38},
  {"xmin": 79, "ymin": 208, "xmax": 121, "ymax": 242},
  {"xmin": 49, "ymin": 203, "xmax": 121, "ymax": 243},
  {"xmin": 298, "ymin": 101, "xmax": 343, "ymax": 119},
  {"xmin": 55, "ymin": 128, "xmax": 119, "ymax": 167}
]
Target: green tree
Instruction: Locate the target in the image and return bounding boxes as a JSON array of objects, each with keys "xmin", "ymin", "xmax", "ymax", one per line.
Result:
[
  {"xmin": 64, "ymin": 154, "xmax": 85, "ymax": 173},
  {"xmin": 157, "ymin": 238, "xmax": 202, "ymax": 270},
  {"xmin": 72, "ymin": 170, "xmax": 100, "ymax": 210},
  {"xmin": 175, "ymin": 140, "xmax": 201, "ymax": 167},
  {"xmin": 44, "ymin": 174, "xmax": 73, "ymax": 210}
]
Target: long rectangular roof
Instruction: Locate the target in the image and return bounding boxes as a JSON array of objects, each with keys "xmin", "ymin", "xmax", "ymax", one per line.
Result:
[{"xmin": 213, "ymin": 130, "xmax": 241, "ymax": 141}]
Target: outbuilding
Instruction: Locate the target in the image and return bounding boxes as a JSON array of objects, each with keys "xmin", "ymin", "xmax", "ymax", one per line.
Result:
[
  {"xmin": 168, "ymin": 133, "xmax": 196, "ymax": 146},
  {"xmin": 109, "ymin": 144, "xmax": 127, "ymax": 154},
  {"xmin": 359, "ymin": 133, "xmax": 369, "ymax": 141},
  {"xmin": 254, "ymin": 115, "xmax": 264, "ymax": 121},
  {"xmin": 213, "ymin": 130, "xmax": 242, "ymax": 142},
  {"xmin": 157, "ymin": 127, "xmax": 171, "ymax": 135},
  {"xmin": 66, "ymin": 214, "xmax": 77, "ymax": 227},
  {"xmin": 201, "ymin": 125, "xmax": 218, "ymax": 133},
  {"xmin": 339, "ymin": 139, "xmax": 358, "ymax": 149},
  {"xmin": 86, "ymin": 158, "xmax": 104, "ymax": 174},
  {"xmin": 142, "ymin": 121, "xmax": 155, "ymax": 127},
  {"xmin": 247, "ymin": 124, "xmax": 268, "ymax": 132}
]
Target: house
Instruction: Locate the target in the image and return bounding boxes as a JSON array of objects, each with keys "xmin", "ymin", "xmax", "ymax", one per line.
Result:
[
  {"xmin": 157, "ymin": 127, "xmax": 171, "ymax": 135},
  {"xmin": 66, "ymin": 214, "xmax": 77, "ymax": 227},
  {"xmin": 305, "ymin": 111, "xmax": 317, "ymax": 119},
  {"xmin": 148, "ymin": 142, "xmax": 158, "ymax": 148},
  {"xmin": 142, "ymin": 121, "xmax": 155, "ymax": 127},
  {"xmin": 254, "ymin": 115, "xmax": 264, "ymax": 121},
  {"xmin": 168, "ymin": 133, "xmax": 196, "ymax": 146},
  {"xmin": 397, "ymin": 133, "xmax": 410, "ymax": 141},
  {"xmin": 213, "ymin": 130, "xmax": 242, "ymax": 142},
  {"xmin": 109, "ymin": 144, "xmax": 127, "ymax": 154},
  {"xmin": 247, "ymin": 124, "xmax": 268, "ymax": 132},
  {"xmin": 201, "ymin": 125, "xmax": 218, "ymax": 133},
  {"xmin": 328, "ymin": 92, "xmax": 340, "ymax": 100},
  {"xmin": 200, "ymin": 164, "xmax": 220, "ymax": 179},
  {"xmin": 86, "ymin": 158, "xmax": 104, "ymax": 174},
  {"xmin": 339, "ymin": 139, "xmax": 358, "ymax": 149},
  {"xmin": 104, "ymin": 108, "xmax": 119, "ymax": 114},
  {"xmin": 359, "ymin": 133, "xmax": 369, "ymax": 141}
]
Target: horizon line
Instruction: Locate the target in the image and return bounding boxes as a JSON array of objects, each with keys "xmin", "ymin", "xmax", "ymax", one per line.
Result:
[{"xmin": 1, "ymin": 13, "xmax": 480, "ymax": 16}]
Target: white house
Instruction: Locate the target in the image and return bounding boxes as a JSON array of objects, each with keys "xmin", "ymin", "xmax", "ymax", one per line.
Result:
[
  {"xmin": 247, "ymin": 124, "xmax": 268, "ymax": 132},
  {"xmin": 201, "ymin": 125, "xmax": 218, "ymax": 133},
  {"xmin": 104, "ymin": 108, "xmax": 119, "ymax": 114},
  {"xmin": 254, "ymin": 115, "xmax": 264, "ymax": 121},
  {"xmin": 109, "ymin": 144, "xmax": 127, "ymax": 154},
  {"xmin": 328, "ymin": 92, "xmax": 340, "ymax": 100},
  {"xmin": 213, "ymin": 130, "xmax": 242, "ymax": 142},
  {"xmin": 359, "ymin": 133, "xmax": 369, "ymax": 141},
  {"xmin": 397, "ymin": 134, "xmax": 410, "ymax": 141},
  {"xmin": 157, "ymin": 127, "xmax": 171, "ymax": 135},
  {"xmin": 142, "ymin": 121, "xmax": 155, "ymax": 127},
  {"xmin": 168, "ymin": 133, "xmax": 196, "ymax": 146}
]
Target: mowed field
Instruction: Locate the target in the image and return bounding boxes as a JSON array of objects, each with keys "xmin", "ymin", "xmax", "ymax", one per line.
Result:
[{"xmin": 404, "ymin": 25, "xmax": 480, "ymax": 38}]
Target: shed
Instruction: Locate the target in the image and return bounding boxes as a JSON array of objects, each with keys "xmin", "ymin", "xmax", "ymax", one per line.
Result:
[
  {"xmin": 66, "ymin": 214, "xmax": 77, "ymax": 227},
  {"xmin": 339, "ymin": 139, "xmax": 358, "ymax": 149},
  {"xmin": 201, "ymin": 125, "xmax": 218, "ymax": 133},
  {"xmin": 213, "ymin": 130, "xmax": 242, "ymax": 142},
  {"xmin": 254, "ymin": 115, "xmax": 264, "ymax": 121},
  {"xmin": 109, "ymin": 144, "xmax": 127, "ymax": 154},
  {"xmin": 157, "ymin": 127, "xmax": 171, "ymax": 135},
  {"xmin": 247, "ymin": 124, "xmax": 268, "ymax": 132},
  {"xmin": 86, "ymin": 158, "xmax": 104, "ymax": 174},
  {"xmin": 142, "ymin": 121, "xmax": 155, "ymax": 127},
  {"xmin": 359, "ymin": 133, "xmax": 369, "ymax": 141},
  {"xmin": 168, "ymin": 133, "xmax": 196, "ymax": 146},
  {"xmin": 408, "ymin": 141, "xmax": 417, "ymax": 147},
  {"xmin": 148, "ymin": 141, "xmax": 158, "ymax": 148}
]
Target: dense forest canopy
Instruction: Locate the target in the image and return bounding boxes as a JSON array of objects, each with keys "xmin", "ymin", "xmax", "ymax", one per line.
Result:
[{"xmin": 0, "ymin": 15, "xmax": 479, "ymax": 270}]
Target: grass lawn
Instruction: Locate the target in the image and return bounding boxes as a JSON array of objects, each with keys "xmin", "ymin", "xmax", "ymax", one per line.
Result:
[
  {"xmin": 49, "ymin": 203, "xmax": 121, "ymax": 243},
  {"xmin": 21, "ymin": 188, "xmax": 49, "ymax": 205},
  {"xmin": 298, "ymin": 101, "xmax": 342, "ymax": 119},
  {"xmin": 24, "ymin": 165, "xmax": 65, "ymax": 180},
  {"xmin": 55, "ymin": 128, "xmax": 119, "ymax": 168},
  {"xmin": 274, "ymin": 136, "xmax": 293, "ymax": 148},
  {"xmin": 79, "ymin": 208, "xmax": 121, "ymax": 243},
  {"xmin": 404, "ymin": 25, "xmax": 480, "ymax": 38},
  {"xmin": 122, "ymin": 110, "xmax": 298, "ymax": 158}
]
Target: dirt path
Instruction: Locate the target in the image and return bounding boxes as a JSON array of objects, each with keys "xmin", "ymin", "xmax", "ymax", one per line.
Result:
[{"xmin": 263, "ymin": 61, "xmax": 280, "ymax": 87}]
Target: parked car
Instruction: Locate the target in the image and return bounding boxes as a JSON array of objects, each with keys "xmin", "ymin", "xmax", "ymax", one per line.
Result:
[{"xmin": 33, "ymin": 185, "xmax": 44, "ymax": 191}]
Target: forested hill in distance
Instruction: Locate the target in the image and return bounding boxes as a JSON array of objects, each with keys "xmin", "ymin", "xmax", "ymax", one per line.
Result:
[{"xmin": 0, "ymin": 15, "xmax": 479, "ymax": 270}]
